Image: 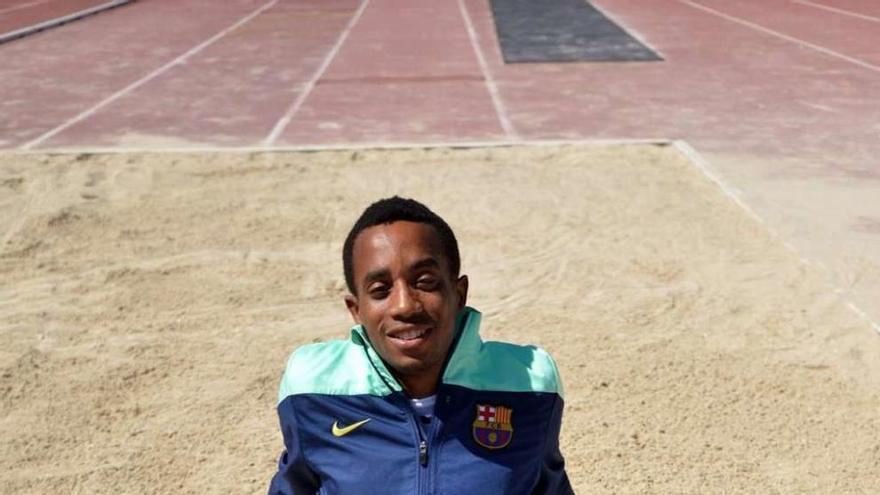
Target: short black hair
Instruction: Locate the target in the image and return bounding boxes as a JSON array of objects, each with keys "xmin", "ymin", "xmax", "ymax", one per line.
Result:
[{"xmin": 343, "ymin": 196, "xmax": 460, "ymax": 295}]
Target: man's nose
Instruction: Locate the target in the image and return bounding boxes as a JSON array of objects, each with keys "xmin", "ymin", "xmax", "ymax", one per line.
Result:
[{"xmin": 389, "ymin": 282, "xmax": 422, "ymax": 318}]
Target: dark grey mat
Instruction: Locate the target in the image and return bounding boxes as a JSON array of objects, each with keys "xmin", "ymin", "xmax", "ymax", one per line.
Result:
[{"xmin": 490, "ymin": 0, "xmax": 662, "ymax": 63}]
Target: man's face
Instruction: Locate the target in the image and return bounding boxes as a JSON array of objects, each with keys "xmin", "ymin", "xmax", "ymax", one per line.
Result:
[{"xmin": 345, "ymin": 221, "xmax": 468, "ymax": 388}]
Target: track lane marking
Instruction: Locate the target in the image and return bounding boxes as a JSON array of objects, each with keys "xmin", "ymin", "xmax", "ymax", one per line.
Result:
[
  {"xmin": 262, "ymin": 0, "xmax": 370, "ymax": 146},
  {"xmin": 793, "ymin": 0, "xmax": 880, "ymax": 23},
  {"xmin": 678, "ymin": 0, "xmax": 880, "ymax": 74},
  {"xmin": 19, "ymin": 0, "xmax": 279, "ymax": 151},
  {"xmin": 457, "ymin": 0, "xmax": 517, "ymax": 140}
]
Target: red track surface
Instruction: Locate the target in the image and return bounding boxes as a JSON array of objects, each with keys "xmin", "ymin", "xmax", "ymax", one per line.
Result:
[
  {"xmin": 279, "ymin": 0, "xmax": 507, "ymax": 144},
  {"xmin": 1, "ymin": 0, "xmax": 875, "ymax": 168},
  {"xmin": 0, "ymin": 0, "xmax": 878, "ymax": 323},
  {"xmin": 43, "ymin": 0, "xmax": 362, "ymax": 146},
  {"xmin": 0, "ymin": 0, "xmax": 874, "ymax": 157}
]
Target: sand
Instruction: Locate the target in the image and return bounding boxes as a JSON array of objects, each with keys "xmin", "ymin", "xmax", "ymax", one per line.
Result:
[{"xmin": 1, "ymin": 144, "xmax": 879, "ymax": 494}]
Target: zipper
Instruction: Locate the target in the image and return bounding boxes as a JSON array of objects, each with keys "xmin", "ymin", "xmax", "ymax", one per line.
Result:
[
  {"xmin": 419, "ymin": 440, "xmax": 428, "ymax": 466},
  {"xmin": 404, "ymin": 390, "xmax": 447, "ymax": 494},
  {"xmin": 403, "ymin": 398, "xmax": 430, "ymax": 495},
  {"xmin": 423, "ymin": 416, "xmax": 443, "ymax": 495},
  {"xmin": 422, "ymin": 391, "xmax": 447, "ymax": 495},
  {"xmin": 410, "ymin": 418, "xmax": 430, "ymax": 495}
]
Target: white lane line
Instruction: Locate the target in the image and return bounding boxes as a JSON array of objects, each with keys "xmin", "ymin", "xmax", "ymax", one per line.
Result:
[
  {"xmin": 457, "ymin": 0, "xmax": 517, "ymax": 140},
  {"xmin": 678, "ymin": 0, "xmax": 880, "ymax": 74},
  {"xmin": 481, "ymin": 0, "xmax": 507, "ymax": 70},
  {"xmin": 0, "ymin": 0, "xmax": 50, "ymax": 16},
  {"xmin": 674, "ymin": 140, "xmax": 880, "ymax": 337},
  {"xmin": 19, "ymin": 0, "xmax": 279, "ymax": 151},
  {"xmin": 262, "ymin": 0, "xmax": 370, "ymax": 146},
  {"xmin": 793, "ymin": 0, "xmax": 880, "ymax": 23}
]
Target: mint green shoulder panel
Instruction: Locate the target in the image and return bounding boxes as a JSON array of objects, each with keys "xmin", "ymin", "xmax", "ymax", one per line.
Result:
[
  {"xmin": 277, "ymin": 338, "xmax": 396, "ymax": 403},
  {"xmin": 442, "ymin": 309, "xmax": 564, "ymax": 397}
]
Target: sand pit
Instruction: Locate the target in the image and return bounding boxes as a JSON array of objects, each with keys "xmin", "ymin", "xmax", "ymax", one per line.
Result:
[{"xmin": 1, "ymin": 144, "xmax": 879, "ymax": 493}]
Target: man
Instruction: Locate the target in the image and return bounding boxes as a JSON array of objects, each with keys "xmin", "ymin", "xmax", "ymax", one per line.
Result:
[{"xmin": 268, "ymin": 197, "xmax": 572, "ymax": 494}]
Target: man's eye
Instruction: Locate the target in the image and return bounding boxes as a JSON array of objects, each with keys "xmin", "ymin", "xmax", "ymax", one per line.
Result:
[
  {"xmin": 368, "ymin": 285, "xmax": 390, "ymax": 298},
  {"xmin": 416, "ymin": 277, "xmax": 439, "ymax": 290}
]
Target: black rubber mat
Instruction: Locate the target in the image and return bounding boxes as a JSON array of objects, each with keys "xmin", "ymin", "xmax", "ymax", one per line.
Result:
[{"xmin": 490, "ymin": 0, "xmax": 662, "ymax": 63}]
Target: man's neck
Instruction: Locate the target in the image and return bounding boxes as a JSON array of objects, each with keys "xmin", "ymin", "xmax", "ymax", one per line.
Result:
[{"xmin": 398, "ymin": 368, "xmax": 441, "ymax": 399}]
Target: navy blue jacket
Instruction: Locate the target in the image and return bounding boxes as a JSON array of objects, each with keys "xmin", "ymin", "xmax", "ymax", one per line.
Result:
[{"xmin": 269, "ymin": 307, "xmax": 573, "ymax": 494}]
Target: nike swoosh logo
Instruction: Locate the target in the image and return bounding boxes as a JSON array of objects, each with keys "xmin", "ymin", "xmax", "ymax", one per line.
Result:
[{"xmin": 331, "ymin": 418, "xmax": 371, "ymax": 437}]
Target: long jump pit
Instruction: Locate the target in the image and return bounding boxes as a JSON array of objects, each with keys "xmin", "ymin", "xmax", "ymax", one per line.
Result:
[{"xmin": 1, "ymin": 143, "xmax": 879, "ymax": 493}]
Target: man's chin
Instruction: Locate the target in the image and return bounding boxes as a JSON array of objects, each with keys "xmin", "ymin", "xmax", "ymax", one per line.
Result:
[
  {"xmin": 387, "ymin": 356, "xmax": 438, "ymax": 378},
  {"xmin": 389, "ymin": 359, "xmax": 430, "ymax": 375}
]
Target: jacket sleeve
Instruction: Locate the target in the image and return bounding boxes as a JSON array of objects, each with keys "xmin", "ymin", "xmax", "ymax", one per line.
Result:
[
  {"xmin": 267, "ymin": 398, "xmax": 321, "ymax": 495},
  {"xmin": 533, "ymin": 395, "xmax": 574, "ymax": 495}
]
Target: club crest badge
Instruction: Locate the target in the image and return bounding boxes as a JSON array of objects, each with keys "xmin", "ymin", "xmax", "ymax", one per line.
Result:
[{"xmin": 472, "ymin": 404, "xmax": 513, "ymax": 449}]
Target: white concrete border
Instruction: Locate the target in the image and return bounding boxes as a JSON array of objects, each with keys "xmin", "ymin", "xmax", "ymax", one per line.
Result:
[
  {"xmin": 9, "ymin": 137, "xmax": 670, "ymax": 155},
  {"xmin": 673, "ymin": 140, "xmax": 880, "ymax": 335},
  {"xmin": 673, "ymin": 140, "xmax": 767, "ymax": 227}
]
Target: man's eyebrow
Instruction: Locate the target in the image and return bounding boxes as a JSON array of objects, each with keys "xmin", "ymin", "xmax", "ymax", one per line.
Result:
[
  {"xmin": 361, "ymin": 259, "xmax": 441, "ymax": 286},
  {"xmin": 362, "ymin": 268, "xmax": 390, "ymax": 286},
  {"xmin": 409, "ymin": 258, "xmax": 441, "ymax": 271}
]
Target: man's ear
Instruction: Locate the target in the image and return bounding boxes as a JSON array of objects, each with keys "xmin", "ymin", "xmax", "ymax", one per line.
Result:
[
  {"xmin": 344, "ymin": 294, "xmax": 362, "ymax": 325},
  {"xmin": 455, "ymin": 275, "xmax": 469, "ymax": 310}
]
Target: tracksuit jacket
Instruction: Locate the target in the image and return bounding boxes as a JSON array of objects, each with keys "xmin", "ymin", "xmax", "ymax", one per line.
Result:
[{"xmin": 268, "ymin": 307, "xmax": 573, "ymax": 494}]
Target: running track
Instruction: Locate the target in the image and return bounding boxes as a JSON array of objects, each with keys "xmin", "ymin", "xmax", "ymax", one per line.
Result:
[{"xmin": 1, "ymin": 0, "xmax": 879, "ymax": 330}]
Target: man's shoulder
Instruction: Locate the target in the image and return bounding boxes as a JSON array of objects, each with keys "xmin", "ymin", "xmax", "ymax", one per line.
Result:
[
  {"xmin": 277, "ymin": 339, "xmax": 391, "ymax": 403},
  {"xmin": 443, "ymin": 339, "xmax": 564, "ymax": 397}
]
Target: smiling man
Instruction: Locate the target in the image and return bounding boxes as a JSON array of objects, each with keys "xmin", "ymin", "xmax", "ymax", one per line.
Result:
[{"xmin": 268, "ymin": 197, "xmax": 572, "ymax": 495}]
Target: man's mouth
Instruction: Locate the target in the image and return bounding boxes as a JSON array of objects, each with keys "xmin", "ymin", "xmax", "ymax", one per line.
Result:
[{"xmin": 388, "ymin": 327, "xmax": 431, "ymax": 342}]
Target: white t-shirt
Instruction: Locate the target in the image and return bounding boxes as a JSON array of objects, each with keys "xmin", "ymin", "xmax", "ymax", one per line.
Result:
[{"xmin": 409, "ymin": 395, "xmax": 437, "ymax": 418}]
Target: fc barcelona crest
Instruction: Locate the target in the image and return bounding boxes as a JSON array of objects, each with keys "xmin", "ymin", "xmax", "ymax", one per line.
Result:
[{"xmin": 472, "ymin": 404, "xmax": 513, "ymax": 449}]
